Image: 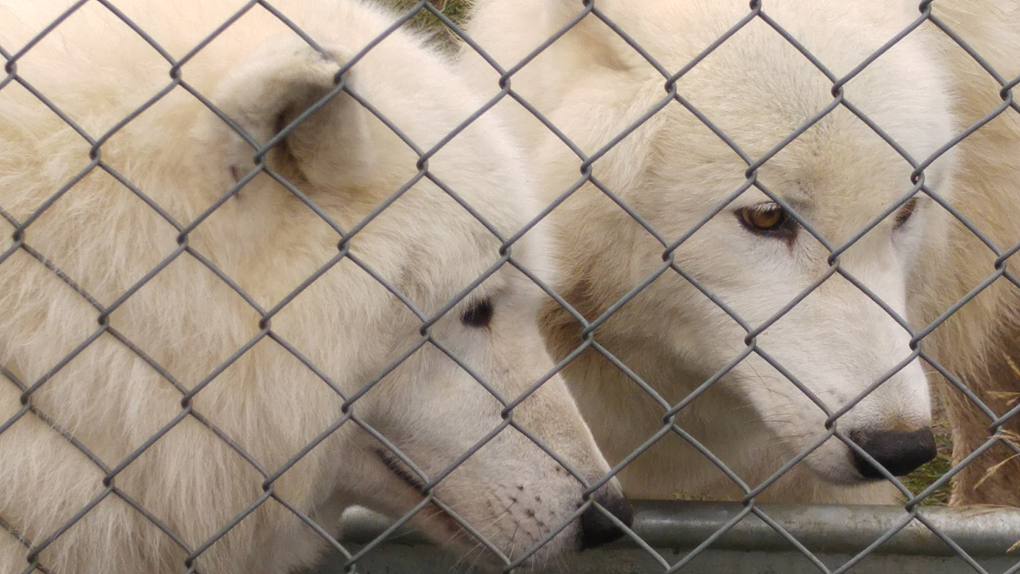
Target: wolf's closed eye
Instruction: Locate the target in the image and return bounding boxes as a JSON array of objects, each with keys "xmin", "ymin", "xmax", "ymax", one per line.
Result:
[
  {"xmin": 893, "ymin": 197, "xmax": 920, "ymax": 230},
  {"xmin": 462, "ymin": 299, "xmax": 494, "ymax": 328}
]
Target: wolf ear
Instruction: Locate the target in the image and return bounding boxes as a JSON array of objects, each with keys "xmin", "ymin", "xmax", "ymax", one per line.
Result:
[{"xmin": 213, "ymin": 40, "xmax": 376, "ymax": 190}]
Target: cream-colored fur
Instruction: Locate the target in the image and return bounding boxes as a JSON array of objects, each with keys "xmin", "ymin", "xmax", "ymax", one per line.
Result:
[
  {"xmin": 460, "ymin": 0, "xmax": 958, "ymax": 503},
  {"xmin": 916, "ymin": 0, "xmax": 1020, "ymax": 506},
  {"xmin": 0, "ymin": 1, "xmax": 625, "ymax": 572}
]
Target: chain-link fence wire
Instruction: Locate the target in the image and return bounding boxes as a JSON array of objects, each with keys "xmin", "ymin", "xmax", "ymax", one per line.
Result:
[
  {"xmin": 444, "ymin": 0, "xmax": 1020, "ymax": 571},
  {"xmin": 0, "ymin": 0, "xmax": 1018, "ymax": 573},
  {"xmin": 0, "ymin": 1, "xmax": 638, "ymax": 572}
]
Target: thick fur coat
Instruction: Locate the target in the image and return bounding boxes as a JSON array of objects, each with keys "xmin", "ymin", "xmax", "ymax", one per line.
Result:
[
  {"xmin": 460, "ymin": 0, "xmax": 961, "ymax": 503},
  {"xmin": 918, "ymin": 0, "xmax": 1020, "ymax": 506},
  {"xmin": 0, "ymin": 1, "xmax": 626, "ymax": 572}
]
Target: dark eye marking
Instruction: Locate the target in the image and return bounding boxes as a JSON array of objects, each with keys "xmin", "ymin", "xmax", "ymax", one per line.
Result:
[
  {"xmin": 736, "ymin": 202, "xmax": 798, "ymax": 244},
  {"xmin": 893, "ymin": 197, "xmax": 919, "ymax": 230},
  {"xmin": 462, "ymin": 298, "xmax": 493, "ymax": 328}
]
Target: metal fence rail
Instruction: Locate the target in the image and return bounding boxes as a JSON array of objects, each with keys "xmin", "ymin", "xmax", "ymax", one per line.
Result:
[
  {"xmin": 306, "ymin": 503, "xmax": 1020, "ymax": 574},
  {"xmin": 338, "ymin": 502, "xmax": 1020, "ymax": 556},
  {"xmin": 1, "ymin": 0, "xmax": 1019, "ymax": 573}
]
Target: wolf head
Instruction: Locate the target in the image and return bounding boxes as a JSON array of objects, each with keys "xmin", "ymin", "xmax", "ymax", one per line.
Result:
[
  {"xmin": 203, "ymin": 5, "xmax": 633, "ymax": 564},
  {"xmin": 0, "ymin": 1, "xmax": 631, "ymax": 572},
  {"xmin": 462, "ymin": 0, "xmax": 955, "ymax": 496}
]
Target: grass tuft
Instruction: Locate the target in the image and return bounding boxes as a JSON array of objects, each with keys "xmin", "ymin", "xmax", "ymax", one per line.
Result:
[
  {"xmin": 900, "ymin": 419, "xmax": 954, "ymax": 506},
  {"xmin": 379, "ymin": 0, "xmax": 474, "ymax": 50}
]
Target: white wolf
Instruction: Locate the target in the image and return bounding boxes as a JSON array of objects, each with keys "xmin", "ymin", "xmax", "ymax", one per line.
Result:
[
  {"xmin": 460, "ymin": 0, "xmax": 957, "ymax": 503},
  {"xmin": 0, "ymin": 1, "xmax": 631, "ymax": 573}
]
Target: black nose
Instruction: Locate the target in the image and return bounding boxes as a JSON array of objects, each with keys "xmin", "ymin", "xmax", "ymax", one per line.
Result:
[
  {"xmin": 849, "ymin": 427, "xmax": 937, "ymax": 478},
  {"xmin": 580, "ymin": 486, "xmax": 633, "ymax": 549}
]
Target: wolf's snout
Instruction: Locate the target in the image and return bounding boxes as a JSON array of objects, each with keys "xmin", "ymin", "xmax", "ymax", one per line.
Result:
[
  {"xmin": 849, "ymin": 428, "xmax": 937, "ymax": 478},
  {"xmin": 579, "ymin": 487, "xmax": 633, "ymax": 549}
]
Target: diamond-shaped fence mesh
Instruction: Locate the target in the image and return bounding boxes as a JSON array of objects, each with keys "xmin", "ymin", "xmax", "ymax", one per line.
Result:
[{"xmin": 0, "ymin": 0, "xmax": 1018, "ymax": 573}]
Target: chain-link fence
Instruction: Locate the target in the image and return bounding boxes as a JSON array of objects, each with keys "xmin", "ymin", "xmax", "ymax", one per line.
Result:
[{"xmin": 1, "ymin": 0, "xmax": 1019, "ymax": 573}]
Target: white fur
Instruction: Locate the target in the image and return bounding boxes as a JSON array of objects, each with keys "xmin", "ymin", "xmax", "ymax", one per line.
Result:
[
  {"xmin": 917, "ymin": 0, "xmax": 1020, "ymax": 506},
  {"xmin": 460, "ymin": 0, "xmax": 958, "ymax": 503},
  {"xmin": 0, "ymin": 1, "xmax": 624, "ymax": 572}
]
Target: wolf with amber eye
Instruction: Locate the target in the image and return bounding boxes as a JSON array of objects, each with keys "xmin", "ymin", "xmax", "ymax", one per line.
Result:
[{"xmin": 460, "ymin": 0, "xmax": 956, "ymax": 504}]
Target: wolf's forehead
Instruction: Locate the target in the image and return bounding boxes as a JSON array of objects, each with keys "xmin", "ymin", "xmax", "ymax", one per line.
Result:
[
  {"xmin": 760, "ymin": 143, "xmax": 918, "ymax": 219},
  {"xmin": 655, "ymin": 106, "xmax": 917, "ymax": 209},
  {"xmin": 663, "ymin": 17, "xmax": 947, "ymax": 160}
]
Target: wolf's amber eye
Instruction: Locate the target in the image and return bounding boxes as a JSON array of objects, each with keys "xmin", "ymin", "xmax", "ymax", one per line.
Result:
[
  {"xmin": 737, "ymin": 202, "xmax": 797, "ymax": 241},
  {"xmin": 893, "ymin": 197, "xmax": 919, "ymax": 230},
  {"xmin": 462, "ymin": 299, "xmax": 493, "ymax": 328}
]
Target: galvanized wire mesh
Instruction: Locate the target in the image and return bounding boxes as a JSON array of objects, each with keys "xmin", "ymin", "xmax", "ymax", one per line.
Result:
[{"xmin": 1, "ymin": 0, "xmax": 1019, "ymax": 573}]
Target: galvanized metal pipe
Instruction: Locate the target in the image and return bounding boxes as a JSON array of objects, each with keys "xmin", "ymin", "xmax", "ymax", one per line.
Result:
[{"xmin": 342, "ymin": 501, "xmax": 1020, "ymax": 557}]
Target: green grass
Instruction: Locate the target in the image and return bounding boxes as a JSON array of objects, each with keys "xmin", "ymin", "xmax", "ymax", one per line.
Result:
[
  {"xmin": 900, "ymin": 420, "xmax": 953, "ymax": 506},
  {"xmin": 379, "ymin": 0, "xmax": 474, "ymax": 49}
]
